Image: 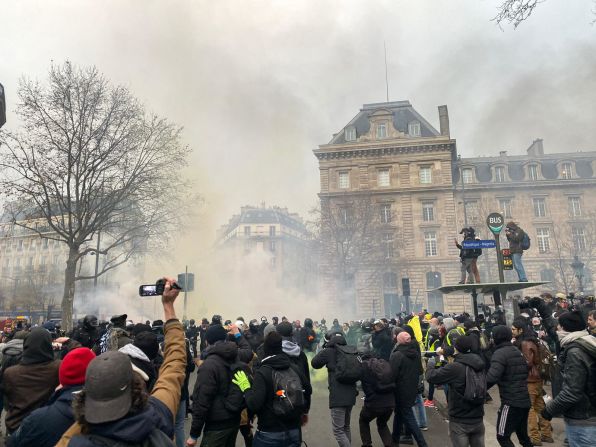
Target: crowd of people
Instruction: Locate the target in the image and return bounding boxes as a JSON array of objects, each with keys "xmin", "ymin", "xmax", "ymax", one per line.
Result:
[{"xmin": 0, "ymin": 280, "xmax": 594, "ymax": 447}]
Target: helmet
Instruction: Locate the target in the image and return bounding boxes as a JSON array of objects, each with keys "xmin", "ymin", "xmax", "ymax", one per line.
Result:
[
  {"xmin": 362, "ymin": 321, "xmax": 373, "ymax": 333},
  {"xmin": 83, "ymin": 315, "xmax": 99, "ymax": 329}
]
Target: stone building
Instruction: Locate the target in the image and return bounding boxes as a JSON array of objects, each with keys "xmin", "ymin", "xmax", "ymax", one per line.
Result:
[{"xmin": 315, "ymin": 101, "xmax": 596, "ymax": 317}]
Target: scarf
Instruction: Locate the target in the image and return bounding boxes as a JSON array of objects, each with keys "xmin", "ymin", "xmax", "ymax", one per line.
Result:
[{"xmin": 559, "ymin": 329, "xmax": 589, "ymax": 347}]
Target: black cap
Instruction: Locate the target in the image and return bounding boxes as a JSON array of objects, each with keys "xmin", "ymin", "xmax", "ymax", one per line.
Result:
[
  {"xmin": 110, "ymin": 314, "xmax": 127, "ymax": 324},
  {"xmin": 84, "ymin": 351, "xmax": 133, "ymax": 423},
  {"xmin": 455, "ymin": 335, "xmax": 475, "ymax": 354},
  {"xmin": 205, "ymin": 325, "xmax": 228, "ymax": 345},
  {"xmin": 133, "ymin": 331, "xmax": 159, "ymax": 360},
  {"xmin": 276, "ymin": 321, "xmax": 294, "ymax": 337},
  {"xmin": 558, "ymin": 311, "xmax": 585, "ymax": 332}
]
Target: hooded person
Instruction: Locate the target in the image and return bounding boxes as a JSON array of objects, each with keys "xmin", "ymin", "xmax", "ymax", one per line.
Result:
[
  {"xmin": 1, "ymin": 327, "xmax": 62, "ymax": 434},
  {"xmin": 119, "ymin": 332, "xmax": 159, "ymax": 392},
  {"xmin": 426, "ymin": 335, "xmax": 486, "ymax": 447},
  {"xmin": 276, "ymin": 322, "xmax": 311, "ymax": 389},
  {"xmin": 299, "ymin": 318, "xmax": 317, "ymax": 353},
  {"xmin": 245, "ymin": 319, "xmax": 264, "ymax": 353},
  {"xmin": 542, "ymin": 310, "xmax": 596, "ymax": 444},
  {"xmin": 70, "ymin": 316, "xmax": 100, "ymax": 350},
  {"xmin": 7, "ymin": 348, "xmax": 96, "ymax": 447}
]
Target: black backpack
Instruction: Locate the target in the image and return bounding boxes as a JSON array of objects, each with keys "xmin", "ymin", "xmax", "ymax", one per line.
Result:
[
  {"xmin": 1, "ymin": 342, "xmax": 23, "ymax": 375},
  {"xmin": 270, "ymin": 366, "xmax": 306, "ymax": 417},
  {"xmin": 463, "ymin": 366, "xmax": 487, "ymax": 405},
  {"xmin": 334, "ymin": 344, "xmax": 363, "ymax": 384},
  {"xmin": 364, "ymin": 357, "xmax": 394, "ymax": 392},
  {"xmin": 521, "ymin": 232, "xmax": 531, "ymax": 250}
]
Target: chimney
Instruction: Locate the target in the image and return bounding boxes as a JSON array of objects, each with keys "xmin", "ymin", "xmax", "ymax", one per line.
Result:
[
  {"xmin": 527, "ymin": 138, "xmax": 544, "ymax": 157},
  {"xmin": 438, "ymin": 105, "xmax": 450, "ymax": 137},
  {"xmin": 499, "ymin": 151, "xmax": 507, "ymax": 157}
]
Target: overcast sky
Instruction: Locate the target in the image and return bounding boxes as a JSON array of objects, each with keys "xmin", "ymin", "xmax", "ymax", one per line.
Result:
[{"xmin": 2, "ymin": 0, "xmax": 595, "ymax": 233}]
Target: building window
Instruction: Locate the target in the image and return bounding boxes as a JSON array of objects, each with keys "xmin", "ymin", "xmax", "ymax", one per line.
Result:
[
  {"xmin": 419, "ymin": 166, "xmax": 432, "ymax": 184},
  {"xmin": 338, "ymin": 171, "xmax": 350, "ymax": 189},
  {"xmin": 528, "ymin": 164, "xmax": 538, "ymax": 181},
  {"xmin": 345, "ymin": 126, "xmax": 356, "ymax": 142},
  {"xmin": 382, "ymin": 233, "xmax": 394, "ymax": 258},
  {"xmin": 244, "ymin": 226, "xmax": 251, "ymax": 236},
  {"xmin": 464, "ymin": 200, "xmax": 478, "ymax": 221},
  {"xmin": 462, "ymin": 168, "xmax": 473, "ymax": 184},
  {"xmin": 568, "ymin": 196, "xmax": 582, "ymax": 217},
  {"xmin": 572, "ymin": 227, "xmax": 586, "ymax": 251},
  {"xmin": 377, "ymin": 123, "xmax": 387, "ymax": 139},
  {"xmin": 17, "ymin": 240, "xmax": 23, "ymax": 251},
  {"xmin": 494, "ymin": 166, "xmax": 505, "ymax": 183},
  {"xmin": 561, "ymin": 162, "xmax": 573, "ymax": 179},
  {"xmin": 269, "ymin": 240, "xmax": 276, "ymax": 252},
  {"xmin": 536, "ymin": 228, "xmax": 550, "ymax": 253},
  {"xmin": 533, "ymin": 198, "xmax": 547, "ymax": 217},
  {"xmin": 269, "ymin": 225, "xmax": 276, "ymax": 237},
  {"xmin": 43, "ymin": 238, "xmax": 49, "ymax": 249},
  {"xmin": 424, "ymin": 231, "xmax": 438, "ymax": 256},
  {"xmin": 378, "ymin": 168, "xmax": 390, "ymax": 187},
  {"xmin": 408, "ymin": 121, "xmax": 421, "ymax": 137},
  {"xmin": 383, "ymin": 272, "xmax": 398, "ymax": 289},
  {"xmin": 339, "ymin": 207, "xmax": 351, "ymax": 225},
  {"xmin": 380, "ymin": 204, "xmax": 392, "ymax": 224},
  {"xmin": 499, "ymin": 199, "xmax": 512, "ymax": 219},
  {"xmin": 540, "ymin": 268, "xmax": 556, "ymax": 283},
  {"xmin": 422, "ymin": 202, "xmax": 435, "ymax": 222}
]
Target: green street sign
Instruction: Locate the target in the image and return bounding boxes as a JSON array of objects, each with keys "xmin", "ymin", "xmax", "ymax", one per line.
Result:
[{"xmin": 486, "ymin": 212, "xmax": 504, "ymax": 234}]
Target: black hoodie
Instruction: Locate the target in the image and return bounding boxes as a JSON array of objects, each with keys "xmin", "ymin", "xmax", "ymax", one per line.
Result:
[
  {"xmin": 389, "ymin": 341, "xmax": 423, "ymax": 408},
  {"xmin": 426, "ymin": 352, "xmax": 486, "ymax": 423},
  {"xmin": 21, "ymin": 327, "xmax": 54, "ymax": 365}
]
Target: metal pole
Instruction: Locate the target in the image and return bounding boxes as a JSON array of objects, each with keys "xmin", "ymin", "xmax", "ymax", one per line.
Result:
[
  {"xmin": 471, "ymin": 288, "xmax": 479, "ymax": 319},
  {"xmin": 93, "ymin": 231, "xmax": 101, "ymax": 287},
  {"xmin": 495, "ymin": 234, "xmax": 505, "ymax": 283},
  {"xmin": 183, "ymin": 265, "xmax": 188, "ymax": 321}
]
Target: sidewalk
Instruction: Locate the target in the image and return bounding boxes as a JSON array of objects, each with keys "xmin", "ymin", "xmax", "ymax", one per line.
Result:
[{"xmin": 430, "ymin": 384, "xmax": 566, "ymax": 446}]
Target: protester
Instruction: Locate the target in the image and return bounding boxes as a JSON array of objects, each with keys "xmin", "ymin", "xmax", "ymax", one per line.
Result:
[
  {"xmin": 97, "ymin": 313, "xmax": 133, "ymax": 354},
  {"xmin": 299, "ymin": 318, "xmax": 317, "ymax": 353},
  {"xmin": 56, "ymin": 276, "xmax": 186, "ymax": 446},
  {"xmin": 372, "ymin": 319, "xmax": 393, "ymax": 361},
  {"xmin": 542, "ymin": 310, "xmax": 596, "ymax": 446},
  {"xmin": 276, "ymin": 321, "xmax": 311, "ymax": 388},
  {"xmin": 2, "ymin": 326, "xmax": 61, "ymax": 434},
  {"xmin": 70, "ymin": 315, "xmax": 100, "ymax": 350},
  {"xmin": 7, "ymin": 347, "xmax": 95, "ymax": 447},
  {"xmin": 455, "ymin": 227, "xmax": 482, "ymax": 284},
  {"xmin": 505, "ymin": 222, "xmax": 529, "ymax": 282},
  {"xmin": 186, "ymin": 319, "xmax": 199, "ymax": 357},
  {"xmin": 486, "ymin": 325, "xmax": 532, "ymax": 447}
]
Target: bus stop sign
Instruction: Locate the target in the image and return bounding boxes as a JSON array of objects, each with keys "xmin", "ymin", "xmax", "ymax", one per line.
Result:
[{"xmin": 486, "ymin": 212, "xmax": 504, "ymax": 234}]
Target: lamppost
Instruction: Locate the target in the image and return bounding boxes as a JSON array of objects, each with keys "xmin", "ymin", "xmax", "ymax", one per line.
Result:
[{"xmin": 571, "ymin": 255, "xmax": 585, "ymax": 293}]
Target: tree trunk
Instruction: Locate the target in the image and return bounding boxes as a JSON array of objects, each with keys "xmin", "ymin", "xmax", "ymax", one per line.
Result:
[{"xmin": 61, "ymin": 246, "xmax": 79, "ymax": 331}]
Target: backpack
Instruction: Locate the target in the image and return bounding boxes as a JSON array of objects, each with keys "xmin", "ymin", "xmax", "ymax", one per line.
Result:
[
  {"xmin": 1, "ymin": 341, "xmax": 24, "ymax": 376},
  {"xmin": 334, "ymin": 344, "xmax": 363, "ymax": 384},
  {"xmin": 521, "ymin": 233, "xmax": 531, "ymax": 250},
  {"xmin": 536, "ymin": 339, "xmax": 555, "ymax": 381},
  {"xmin": 270, "ymin": 366, "xmax": 305, "ymax": 417},
  {"xmin": 364, "ymin": 357, "xmax": 394, "ymax": 392},
  {"xmin": 463, "ymin": 366, "xmax": 487, "ymax": 405}
]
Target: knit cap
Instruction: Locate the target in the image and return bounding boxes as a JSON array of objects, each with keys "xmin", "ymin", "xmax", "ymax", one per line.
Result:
[
  {"xmin": 205, "ymin": 324, "xmax": 228, "ymax": 345},
  {"xmin": 276, "ymin": 321, "xmax": 294, "ymax": 337},
  {"xmin": 558, "ymin": 311, "xmax": 585, "ymax": 332},
  {"xmin": 454, "ymin": 335, "xmax": 474, "ymax": 354},
  {"xmin": 59, "ymin": 347, "xmax": 96, "ymax": 386},
  {"xmin": 133, "ymin": 331, "xmax": 159, "ymax": 360}
]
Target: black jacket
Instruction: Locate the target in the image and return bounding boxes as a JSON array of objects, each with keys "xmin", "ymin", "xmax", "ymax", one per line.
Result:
[
  {"xmin": 190, "ymin": 341, "xmax": 244, "ymax": 438},
  {"xmin": 390, "ymin": 341, "xmax": 423, "ymax": 408},
  {"xmin": 299, "ymin": 327, "xmax": 317, "ymax": 352},
  {"xmin": 546, "ymin": 333, "xmax": 596, "ymax": 421},
  {"xmin": 245, "ymin": 329, "xmax": 263, "ymax": 353},
  {"xmin": 7, "ymin": 385, "xmax": 81, "ymax": 447},
  {"xmin": 486, "ymin": 342, "xmax": 530, "ymax": 408},
  {"xmin": 360, "ymin": 359, "xmax": 395, "ymax": 409},
  {"xmin": 281, "ymin": 339, "xmax": 311, "ymax": 389},
  {"xmin": 372, "ymin": 327, "xmax": 393, "ymax": 361},
  {"xmin": 311, "ymin": 336, "xmax": 358, "ymax": 408},
  {"xmin": 245, "ymin": 354, "xmax": 312, "ymax": 432},
  {"xmin": 426, "ymin": 353, "xmax": 485, "ymax": 423}
]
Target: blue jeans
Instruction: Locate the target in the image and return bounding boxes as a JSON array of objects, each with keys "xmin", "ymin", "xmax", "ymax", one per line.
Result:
[
  {"xmin": 392, "ymin": 406, "xmax": 428, "ymax": 446},
  {"xmin": 512, "ymin": 253, "xmax": 527, "ymax": 281},
  {"xmin": 253, "ymin": 428, "xmax": 302, "ymax": 447},
  {"xmin": 174, "ymin": 400, "xmax": 185, "ymax": 447},
  {"xmin": 413, "ymin": 394, "xmax": 428, "ymax": 428},
  {"xmin": 565, "ymin": 421, "xmax": 596, "ymax": 447}
]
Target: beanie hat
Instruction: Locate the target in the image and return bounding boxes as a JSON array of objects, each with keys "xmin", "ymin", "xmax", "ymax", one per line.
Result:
[
  {"xmin": 276, "ymin": 321, "xmax": 294, "ymax": 338},
  {"xmin": 133, "ymin": 331, "xmax": 159, "ymax": 360},
  {"xmin": 492, "ymin": 325, "xmax": 512, "ymax": 344},
  {"xmin": 264, "ymin": 331, "xmax": 283, "ymax": 356},
  {"xmin": 131, "ymin": 323, "xmax": 152, "ymax": 337},
  {"xmin": 263, "ymin": 323, "xmax": 276, "ymax": 338},
  {"xmin": 558, "ymin": 311, "xmax": 585, "ymax": 332},
  {"xmin": 59, "ymin": 347, "xmax": 96, "ymax": 386},
  {"xmin": 454, "ymin": 335, "xmax": 474, "ymax": 354},
  {"xmin": 205, "ymin": 324, "xmax": 228, "ymax": 345},
  {"xmin": 396, "ymin": 331, "xmax": 411, "ymax": 345}
]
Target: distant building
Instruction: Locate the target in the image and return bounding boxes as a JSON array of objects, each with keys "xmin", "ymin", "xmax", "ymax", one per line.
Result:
[
  {"xmin": 315, "ymin": 101, "xmax": 596, "ymax": 317},
  {"xmin": 216, "ymin": 205, "xmax": 315, "ymax": 293}
]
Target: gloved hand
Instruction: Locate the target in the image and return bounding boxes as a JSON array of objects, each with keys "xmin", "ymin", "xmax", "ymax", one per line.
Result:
[
  {"xmin": 427, "ymin": 356, "xmax": 437, "ymax": 369},
  {"xmin": 232, "ymin": 370, "xmax": 251, "ymax": 392},
  {"xmin": 541, "ymin": 408, "xmax": 553, "ymax": 421}
]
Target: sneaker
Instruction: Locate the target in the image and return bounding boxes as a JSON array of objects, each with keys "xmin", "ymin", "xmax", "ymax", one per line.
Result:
[
  {"xmin": 399, "ymin": 436, "xmax": 414, "ymax": 445},
  {"xmin": 419, "ymin": 426, "xmax": 429, "ymax": 431},
  {"xmin": 423, "ymin": 399, "xmax": 433, "ymax": 407}
]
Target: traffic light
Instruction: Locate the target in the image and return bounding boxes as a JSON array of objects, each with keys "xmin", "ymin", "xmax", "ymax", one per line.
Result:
[{"xmin": 0, "ymin": 82, "xmax": 6, "ymax": 129}]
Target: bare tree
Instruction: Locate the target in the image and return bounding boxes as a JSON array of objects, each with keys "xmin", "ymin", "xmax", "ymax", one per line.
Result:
[
  {"xmin": 493, "ymin": 0, "xmax": 542, "ymax": 29},
  {"xmin": 0, "ymin": 62, "xmax": 191, "ymax": 330}
]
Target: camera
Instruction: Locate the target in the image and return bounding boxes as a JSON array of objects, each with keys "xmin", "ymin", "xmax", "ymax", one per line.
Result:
[{"xmin": 139, "ymin": 278, "xmax": 182, "ymax": 297}]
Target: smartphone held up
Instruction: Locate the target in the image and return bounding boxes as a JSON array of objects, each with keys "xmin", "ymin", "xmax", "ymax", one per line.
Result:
[{"xmin": 139, "ymin": 278, "xmax": 182, "ymax": 297}]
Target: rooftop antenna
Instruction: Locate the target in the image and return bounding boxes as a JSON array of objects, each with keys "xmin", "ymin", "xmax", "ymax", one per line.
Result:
[{"xmin": 384, "ymin": 40, "xmax": 389, "ymax": 102}]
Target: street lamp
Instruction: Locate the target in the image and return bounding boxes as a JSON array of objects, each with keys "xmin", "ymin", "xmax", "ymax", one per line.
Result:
[{"xmin": 571, "ymin": 255, "xmax": 585, "ymax": 293}]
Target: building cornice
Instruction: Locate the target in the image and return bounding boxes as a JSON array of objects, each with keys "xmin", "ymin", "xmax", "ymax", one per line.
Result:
[{"xmin": 314, "ymin": 139, "xmax": 456, "ymax": 161}]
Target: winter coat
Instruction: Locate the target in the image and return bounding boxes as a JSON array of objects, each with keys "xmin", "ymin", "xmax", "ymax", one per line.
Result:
[
  {"xmin": 190, "ymin": 341, "xmax": 244, "ymax": 438},
  {"xmin": 7, "ymin": 385, "xmax": 82, "ymax": 447},
  {"xmin": 56, "ymin": 319, "xmax": 187, "ymax": 447},
  {"xmin": 486, "ymin": 341, "xmax": 530, "ymax": 408},
  {"xmin": 1, "ymin": 328, "xmax": 61, "ymax": 433},
  {"xmin": 390, "ymin": 341, "xmax": 423, "ymax": 408},
  {"xmin": 372, "ymin": 327, "xmax": 393, "ymax": 361},
  {"xmin": 245, "ymin": 353, "xmax": 312, "ymax": 432},
  {"xmin": 245, "ymin": 329, "xmax": 263, "ymax": 353},
  {"xmin": 282, "ymin": 339, "xmax": 311, "ymax": 389},
  {"xmin": 426, "ymin": 353, "xmax": 485, "ymax": 423},
  {"xmin": 546, "ymin": 331, "xmax": 596, "ymax": 422},
  {"xmin": 311, "ymin": 336, "xmax": 358, "ymax": 408},
  {"xmin": 70, "ymin": 326, "xmax": 99, "ymax": 350},
  {"xmin": 299, "ymin": 326, "xmax": 317, "ymax": 352},
  {"xmin": 360, "ymin": 359, "xmax": 395, "ymax": 409},
  {"xmin": 506, "ymin": 226, "xmax": 526, "ymax": 254},
  {"xmin": 119, "ymin": 343, "xmax": 158, "ymax": 392}
]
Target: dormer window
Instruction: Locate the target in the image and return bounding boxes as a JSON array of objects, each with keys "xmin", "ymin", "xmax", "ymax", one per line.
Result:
[
  {"xmin": 408, "ymin": 121, "xmax": 421, "ymax": 137},
  {"xmin": 528, "ymin": 164, "xmax": 538, "ymax": 181},
  {"xmin": 494, "ymin": 166, "xmax": 505, "ymax": 183},
  {"xmin": 462, "ymin": 168, "xmax": 473, "ymax": 184},
  {"xmin": 376, "ymin": 123, "xmax": 387, "ymax": 139},
  {"xmin": 561, "ymin": 162, "xmax": 573, "ymax": 179},
  {"xmin": 345, "ymin": 126, "xmax": 356, "ymax": 142}
]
